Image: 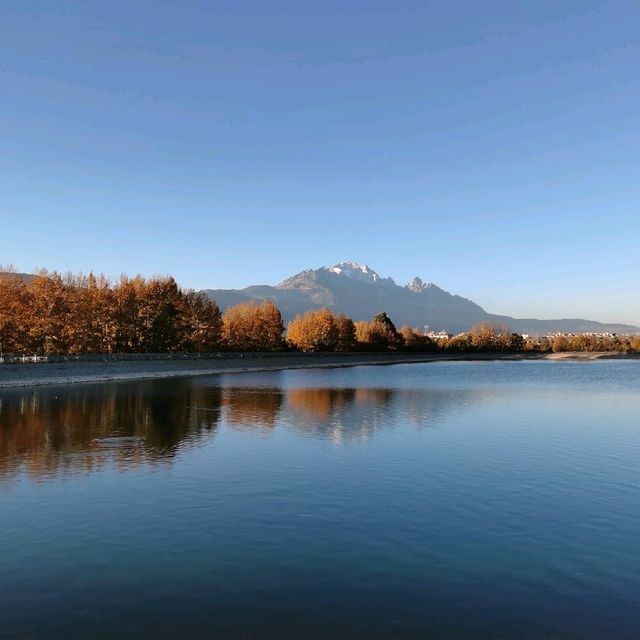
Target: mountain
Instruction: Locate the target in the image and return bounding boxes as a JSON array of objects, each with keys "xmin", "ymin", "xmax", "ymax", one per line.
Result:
[
  {"xmin": 0, "ymin": 271, "xmax": 34, "ymax": 283},
  {"xmin": 201, "ymin": 261, "xmax": 639, "ymax": 335}
]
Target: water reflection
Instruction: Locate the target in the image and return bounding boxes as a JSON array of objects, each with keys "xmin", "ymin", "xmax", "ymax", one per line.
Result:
[
  {"xmin": 0, "ymin": 377, "xmax": 487, "ymax": 480},
  {"xmin": 222, "ymin": 387, "xmax": 283, "ymax": 431},
  {"xmin": 0, "ymin": 379, "xmax": 221, "ymax": 480},
  {"xmin": 286, "ymin": 387, "xmax": 391, "ymax": 443},
  {"xmin": 284, "ymin": 387, "xmax": 487, "ymax": 443}
]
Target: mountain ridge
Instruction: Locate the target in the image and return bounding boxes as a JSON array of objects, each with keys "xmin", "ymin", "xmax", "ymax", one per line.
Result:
[{"xmin": 201, "ymin": 262, "xmax": 639, "ymax": 335}]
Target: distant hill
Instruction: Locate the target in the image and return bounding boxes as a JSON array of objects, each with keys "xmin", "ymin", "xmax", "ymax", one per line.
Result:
[
  {"xmin": 0, "ymin": 271, "xmax": 34, "ymax": 283},
  {"xmin": 201, "ymin": 261, "xmax": 639, "ymax": 335}
]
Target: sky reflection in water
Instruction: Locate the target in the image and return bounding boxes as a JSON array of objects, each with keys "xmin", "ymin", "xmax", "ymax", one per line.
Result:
[{"xmin": 1, "ymin": 361, "xmax": 640, "ymax": 639}]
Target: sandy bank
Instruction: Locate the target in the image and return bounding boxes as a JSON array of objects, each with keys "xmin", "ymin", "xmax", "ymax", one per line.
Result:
[{"xmin": 0, "ymin": 351, "xmax": 637, "ymax": 389}]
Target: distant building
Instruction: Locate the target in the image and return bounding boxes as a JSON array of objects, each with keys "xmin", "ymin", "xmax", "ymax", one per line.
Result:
[{"xmin": 425, "ymin": 331, "xmax": 451, "ymax": 341}]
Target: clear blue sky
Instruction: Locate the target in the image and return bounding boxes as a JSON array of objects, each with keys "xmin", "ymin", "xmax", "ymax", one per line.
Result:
[{"xmin": 2, "ymin": 1, "xmax": 639, "ymax": 323}]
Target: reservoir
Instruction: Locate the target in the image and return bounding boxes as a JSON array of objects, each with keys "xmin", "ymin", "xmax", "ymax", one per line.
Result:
[{"xmin": 1, "ymin": 361, "xmax": 639, "ymax": 639}]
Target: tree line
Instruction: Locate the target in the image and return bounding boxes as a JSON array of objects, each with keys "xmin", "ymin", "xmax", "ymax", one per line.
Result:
[
  {"xmin": 1, "ymin": 270, "xmax": 639, "ymax": 355},
  {"xmin": 0, "ymin": 270, "xmax": 226, "ymax": 355}
]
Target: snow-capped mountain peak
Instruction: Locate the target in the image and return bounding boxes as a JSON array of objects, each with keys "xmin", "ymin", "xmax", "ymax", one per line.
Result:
[
  {"xmin": 406, "ymin": 276, "xmax": 437, "ymax": 293},
  {"xmin": 203, "ymin": 261, "xmax": 640, "ymax": 334},
  {"xmin": 324, "ymin": 261, "xmax": 387, "ymax": 284}
]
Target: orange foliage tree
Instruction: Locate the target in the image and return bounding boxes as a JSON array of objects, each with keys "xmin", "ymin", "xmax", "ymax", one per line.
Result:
[
  {"xmin": 0, "ymin": 272, "xmax": 30, "ymax": 355},
  {"xmin": 0, "ymin": 270, "xmax": 222, "ymax": 355},
  {"xmin": 399, "ymin": 325, "xmax": 436, "ymax": 352},
  {"xmin": 222, "ymin": 300, "xmax": 284, "ymax": 351},
  {"xmin": 287, "ymin": 308, "xmax": 341, "ymax": 352},
  {"xmin": 335, "ymin": 314, "xmax": 357, "ymax": 351},
  {"xmin": 355, "ymin": 312, "xmax": 403, "ymax": 351}
]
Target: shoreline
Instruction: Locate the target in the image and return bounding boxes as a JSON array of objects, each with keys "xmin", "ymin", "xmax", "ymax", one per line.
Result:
[{"xmin": 1, "ymin": 351, "xmax": 638, "ymax": 390}]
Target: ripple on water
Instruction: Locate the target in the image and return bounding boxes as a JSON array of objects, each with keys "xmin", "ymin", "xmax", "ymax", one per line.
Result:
[{"xmin": 1, "ymin": 361, "xmax": 640, "ymax": 639}]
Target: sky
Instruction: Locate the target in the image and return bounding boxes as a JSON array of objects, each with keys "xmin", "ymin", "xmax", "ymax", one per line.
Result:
[{"xmin": 1, "ymin": 1, "xmax": 639, "ymax": 324}]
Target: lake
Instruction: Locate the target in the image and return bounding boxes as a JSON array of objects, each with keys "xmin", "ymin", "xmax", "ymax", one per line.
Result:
[{"xmin": 1, "ymin": 360, "xmax": 640, "ymax": 639}]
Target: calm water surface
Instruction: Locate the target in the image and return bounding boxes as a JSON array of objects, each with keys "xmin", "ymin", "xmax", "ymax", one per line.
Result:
[{"xmin": 1, "ymin": 361, "xmax": 640, "ymax": 639}]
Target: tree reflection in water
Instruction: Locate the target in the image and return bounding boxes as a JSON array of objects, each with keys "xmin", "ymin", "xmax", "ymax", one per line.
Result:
[
  {"xmin": 222, "ymin": 387, "xmax": 284, "ymax": 432},
  {"xmin": 0, "ymin": 377, "xmax": 488, "ymax": 479},
  {"xmin": 0, "ymin": 379, "xmax": 221, "ymax": 480}
]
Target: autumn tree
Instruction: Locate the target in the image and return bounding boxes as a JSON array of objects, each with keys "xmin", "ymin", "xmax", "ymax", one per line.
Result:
[
  {"xmin": 222, "ymin": 300, "xmax": 284, "ymax": 351},
  {"xmin": 398, "ymin": 325, "xmax": 436, "ymax": 352},
  {"xmin": 443, "ymin": 333, "xmax": 471, "ymax": 352},
  {"xmin": 552, "ymin": 335, "xmax": 570, "ymax": 352},
  {"xmin": 0, "ymin": 272, "xmax": 30, "ymax": 355},
  {"xmin": 252, "ymin": 300, "xmax": 285, "ymax": 351},
  {"xmin": 112, "ymin": 275, "xmax": 146, "ymax": 352},
  {"xmin": 137, "ymin": 276, "xmax": 183, "ymax": 352},
  {"xmin": 524, "ymin": 336, "xmax": 551, "ymax": 352},
  {"xmin": 498, "ymin": 331, "xmax": 524, "ymax": 351},
  {"xmin": 468, "ymin": 323, "xmax": 499, "ymax": 351},
  {"xmin": 569, "ymin": 334, "xmax": 599, "ymax": 352},
  {"xmin": 373, "ymin": 312, "xmax": 397, "ymax": 334},
  {"xmin": 335, "ymin": 314, "xmax": 356, "ymax": 352},
  {"xmin": 355, "ymin": 320, "xmax": 370, "ymax": 346},
  {"xmin": 355, "ymin": 312, "xmax": 403, "ymax": 351},
  {"xmin": 62, "ymin": 273, "xmax": 116, "ymax": 353},
  {"xmin": 177, "ymin": 291, "xmax": 222, "ymax": 352},
  {"xmin": 27, "ymin": 271, "xmax": 70, "ymax": 354},
  {"xmin": 0, "ymin": 270, "xmax": 225, "ymax": 355},
  {"xmin": 287, "ymin": 308, "xmax": 339, "ymax": 352}
]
